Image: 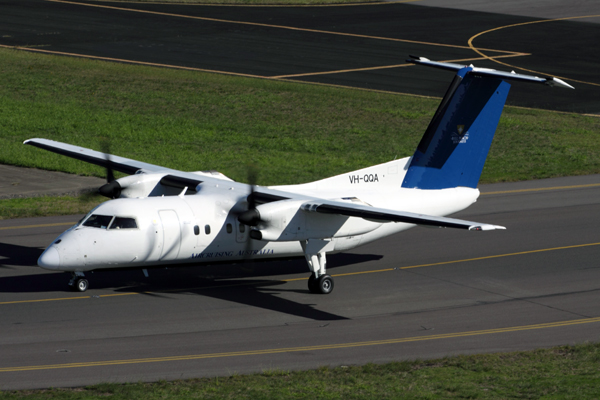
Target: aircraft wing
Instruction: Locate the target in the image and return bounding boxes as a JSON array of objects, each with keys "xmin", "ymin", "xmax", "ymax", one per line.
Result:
[
  {"xmin": 24, "ymin": 138, "xmax": 504, "ymax": 231},
  {"xmin": 249, "ymin": 186, "xmax": 505, "ymax": 231},
  {"xmin": 24, "ymin": 138, "xmax": 179, "ymax": 175},
  {"xmin": 301, "ymin": 198, "xmax": 505, "ymax": 231},
  {"xmin": 24, "ymin": 138, "xmax": 217, "ymax": 192}
]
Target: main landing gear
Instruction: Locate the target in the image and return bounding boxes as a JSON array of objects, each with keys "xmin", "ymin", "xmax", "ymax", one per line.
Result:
[
  {"xmin": 303, "ymin": 239, "xmax": 335, "ymax": 295},
  {"xmin": 68, "ymin": 272, "xmax": 89, "ymax": 292},
  {"xmin": 308, "ymin": 273, "xmax": 334, "ymax": 294}
]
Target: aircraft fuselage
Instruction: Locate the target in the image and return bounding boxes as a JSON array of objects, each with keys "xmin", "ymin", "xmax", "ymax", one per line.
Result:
[{"xmin": 38, "ymin": 184, "xmax": 479, "ymax": 272}]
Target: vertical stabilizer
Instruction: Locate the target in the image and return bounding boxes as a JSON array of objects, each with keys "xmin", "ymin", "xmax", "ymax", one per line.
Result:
[
  {"xmin": 401, "ymin": 57, "xmax": 573, "ymax": 190},
  {"xmin": 402, "ymin": 67, "xmax": 509, "ymax": 189}
]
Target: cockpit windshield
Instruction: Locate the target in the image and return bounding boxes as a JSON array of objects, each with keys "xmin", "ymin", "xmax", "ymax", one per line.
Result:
[
  {"xmin": 82, "ymin": 214, "xmax": 138, "ymax": 230},
  {"xmin": 109, "ymin": 217, "xmax": 137, "ymax": 230},
  {"xmin": 83, "ymin": 214, "xmax": 113, "ymax": 229}
]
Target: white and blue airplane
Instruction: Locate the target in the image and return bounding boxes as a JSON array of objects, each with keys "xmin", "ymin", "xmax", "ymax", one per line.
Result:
[{"xmin": 26, "ymin": 57, "xmax": 573, "ymax": 293}]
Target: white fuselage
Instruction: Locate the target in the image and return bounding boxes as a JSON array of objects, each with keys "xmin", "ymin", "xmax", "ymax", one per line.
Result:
[{"xmin": 38, "ymin": 157, "xmax": 480, "ymax": 273}]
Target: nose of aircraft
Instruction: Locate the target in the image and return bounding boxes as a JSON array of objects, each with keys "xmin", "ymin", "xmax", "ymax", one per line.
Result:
[{"xmin": 38, "ymin": 246, "xmax": 60, "ymax": 270}]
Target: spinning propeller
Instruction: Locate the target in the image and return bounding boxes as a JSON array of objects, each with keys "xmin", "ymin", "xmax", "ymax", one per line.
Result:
[
  {"xmin": 237, "ymin": 165, "xmax": 262, "ymax": 227},
  {"xmin": 97, "ymin": 141, "xmax": 122, "ymax": 199}
]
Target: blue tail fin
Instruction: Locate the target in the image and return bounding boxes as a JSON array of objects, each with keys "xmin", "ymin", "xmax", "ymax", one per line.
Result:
[
  {"xmin": 401, "ymin": 57, "xmax": 573, "ymax": 190},
  {"xmin": 402, "ymin": 66, "xmax": 509, "ymax": 189}
]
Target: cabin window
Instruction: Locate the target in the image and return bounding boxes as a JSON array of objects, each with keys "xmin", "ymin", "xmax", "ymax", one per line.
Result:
[
  {"xmin": 239, "ymin": 224, "xmax": 245, "ymax": 233},
  {"xmin": 226, "ymin": 223, "xmax": 233, "ymax": 234},
  {"xmin": 194, "ymin": 225, "xmax": 200, "ymax": 235},
  {"xmin": 205, "ymin": 225, "xmax": 211, "ymax": 235},
  {"xmin": 83, "ymin": 214, "xmax": 113, "ymax": 229},
  {"xmin": 109, "ymin": 217, "xmax": 138, "ymax": 230}
]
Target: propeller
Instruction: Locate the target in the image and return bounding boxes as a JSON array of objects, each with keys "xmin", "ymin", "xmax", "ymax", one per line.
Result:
[
  {"xmin": 97, "ymin": 140, "xmax": 122, "ymax": 199},
  {"xmin": 237, "ymin": 164, "xmax": 262, "ymax": 227},
  {"xmin": 234, "ymin": 165, "xmax": 264, "ymax": 264},
  {"xmin": 238, "ymin": 166, "xmax": 260, "ymax": 226}
]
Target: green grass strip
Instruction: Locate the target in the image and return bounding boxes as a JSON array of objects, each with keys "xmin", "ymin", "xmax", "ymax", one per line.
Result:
[
  {"xmin": 1, "ymin": 342, "xmax": 599, "ymax": 399},
  {"xmin": 0, "ymin": 195, "xmax": 103, "ymax": 220}
]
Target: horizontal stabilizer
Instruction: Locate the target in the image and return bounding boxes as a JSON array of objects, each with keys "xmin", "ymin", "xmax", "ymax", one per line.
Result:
[{"xmin": 407, "ymin": 56, "xmax": 574, "ymax": 89}]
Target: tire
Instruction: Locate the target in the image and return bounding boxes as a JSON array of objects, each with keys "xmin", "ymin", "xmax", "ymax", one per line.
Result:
[
  {"xmin": 316, "ymin": 275, "xmax": 334, "ymax": 295},
  {"xmin": 75, "ymin": 278, "xmax": 89, "ymax": 292}
]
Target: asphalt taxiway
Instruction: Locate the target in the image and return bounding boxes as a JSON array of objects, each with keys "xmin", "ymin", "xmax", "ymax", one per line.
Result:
[
  {"xmin": 1, "ymin": 0, "xmax": 600, "ymax": 391},
  {"xmin": 1, "ymin": 175, "xmax": 600, "ymax": 390},
  {"xmin": 1, "ymin": 0, "xmax": 599, "ymax": 113}
]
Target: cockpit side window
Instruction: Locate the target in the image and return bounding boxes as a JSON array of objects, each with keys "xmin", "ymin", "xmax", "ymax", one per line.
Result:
[
  {"xmin": 83, "ymin": 214, "xmax": 114, "ymax": 229},
  {"xmin": 109, "ymin": 217, "xmax": 138, "ymax": 230}
]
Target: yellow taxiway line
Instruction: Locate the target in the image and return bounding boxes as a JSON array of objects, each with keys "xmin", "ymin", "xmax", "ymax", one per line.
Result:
[
  {"xmin": 0, "ymin": 222, "xmax": 75, "ymax": 231},
  {"xmin": 481, "ymin": 183, "xmax": 600, "ymax": 196},
  {"xmin": 468, "ymin": 14, "xmax": 600, "ymax": 88},
  {"xmin": 1, "ymin": 316, "xmax": 599, "ymax": 373},
  {"xmin": 270, "ymin": 53, "xmax": 528, "ymax": 79},
  {"xmin": 46, "ymin": 0, "xmax": 520, "ymax": 55},
  {"xmin": 80, "ymin": 0, "xmax": 423, "ymax": 7},
  {"xmin": 2, "ymin": 241, "xmax": 599, "ymax": 305}
]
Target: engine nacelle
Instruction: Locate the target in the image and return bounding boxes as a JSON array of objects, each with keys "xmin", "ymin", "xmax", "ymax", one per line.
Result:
[
  {"xmin": 99, "ymin": 172, "xmax": 186, "ymax": 199},
  {"xmin": 250, "ymin": 200, "xmax": 306, "ymax": 241}
]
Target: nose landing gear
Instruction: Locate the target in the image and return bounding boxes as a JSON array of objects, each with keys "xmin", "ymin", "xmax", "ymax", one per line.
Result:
[{"xmin": 68, "ymin": 272, "xmax": 89, "ymax": 292}]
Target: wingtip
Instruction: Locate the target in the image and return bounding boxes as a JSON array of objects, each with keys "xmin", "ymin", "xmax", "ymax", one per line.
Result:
[
  {"xmin": 23, "ymin": 138, "xmax": 44, "ymax": 145},
  {"xmin": 547, "ymin": 77, "xmax": 575, "ymax": 89},
  {"xmin": 469, "ymin": 224, "xmax": 506, "ymax": 231}
]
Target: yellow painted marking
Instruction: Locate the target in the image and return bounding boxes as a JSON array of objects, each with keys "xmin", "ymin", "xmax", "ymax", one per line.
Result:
[
  {"xmin": 0, "ymin": 222, "xmax": 76, "ymax": 231},
  {"xmin": 399, "ymin": 242, "xmax": 600, "ymax": 270},
  {"xmin": 481, "ymin": 183, "xmax": 600, "ymax": 195},
  {"xmin": 46, "ymin": 0, "xmax": 520, "ymax": 55},
  {"xmin": 1, "ymin": 316, "xmax": 599, "ymax": 372},
  {"xmin": 82, "ymin": 0, "xmax": 423, "ymax": 7},
  {"xmin": 468, "ymin": 14, "xmax": 600, "ymax": 88},
  {"xmin": 0, "ymin": 281, "xmax": 273, "ymax": 305},
  {"xmin": 0, "ymin": 293, "xmax": 139, "ymax": 305},
  {"xmin": 325, "ymin": 242, "xmax": 600, "ymax": 277},
  {"xmin": 0, "ymin": 296, "xmax": 90, "ymax": 305},
  {"xmin": 271, "ymin": 53, "xmax": 528, "ymax": 79},
  {"xmin": 4, "ymin": 242, "xmax": 600, "ymax": 305},
  {"xmin": 0, "ymin": 44, "xmax": 266, "ymax": 79}
]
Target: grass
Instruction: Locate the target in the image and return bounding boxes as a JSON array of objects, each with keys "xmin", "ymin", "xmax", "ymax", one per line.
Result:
[
  {"xmin": 1, "ymin": 342, "xmax": 600, "ymax": 398},
  {"xmin": 0, "ymin": 49, "xmax": 599, "ymax": 220},
  {"xmin": 0, "ymin": 195, "xmax": 104, "ymax": 220}
]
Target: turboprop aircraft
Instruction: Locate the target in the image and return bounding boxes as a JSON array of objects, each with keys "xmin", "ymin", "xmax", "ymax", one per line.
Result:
[{"xmin": 26, "ymin": 56, "xmax": 573, "ymax": 294}]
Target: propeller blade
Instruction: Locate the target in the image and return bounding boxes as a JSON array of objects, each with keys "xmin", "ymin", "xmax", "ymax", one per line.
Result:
[
  {"xmin": 239, "ymin": 164, "xmax": 261, "ymax": 262},
  {"xmin": 97, "ymin": 139, "xmax": 121, "ymax": 199},
  {"xmin": 100, "ymin": 140, "xmax": 115, "ymax": 183}
]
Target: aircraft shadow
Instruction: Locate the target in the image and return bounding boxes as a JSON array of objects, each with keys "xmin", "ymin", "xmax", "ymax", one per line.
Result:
[
  {"xmin": 113, "ymin": 254, "xmax": 381, "ymax": 321},
  {"xmin": 0, "ymin": 249, "xmax": 381, "ymax": 321},
  {"xmin": 0, "ymin": 242, "xmax": 44, "ymax": 269}
]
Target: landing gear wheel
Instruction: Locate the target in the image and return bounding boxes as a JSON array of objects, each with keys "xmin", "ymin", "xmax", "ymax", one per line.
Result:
[
  {"xmin": 73, "ymin": 278, "xmax": 89, "ymax": 292},
  {"xmin": 308, "ymin": 274, "xmax": 319, "ymax": 293},
  {"xmin": 316, "ymin": 274, "xmax": 334, "ymax": 295}
]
